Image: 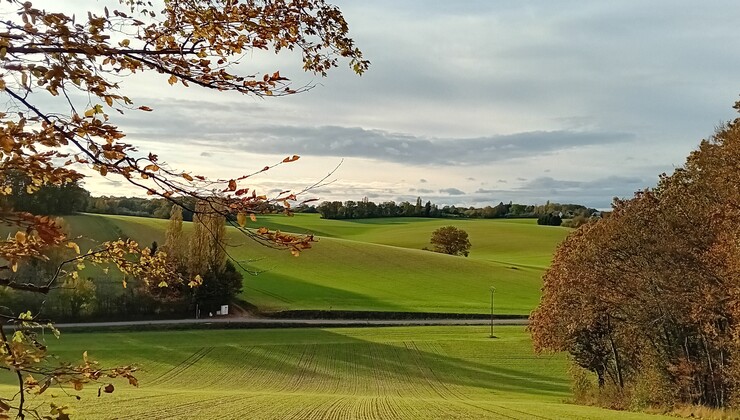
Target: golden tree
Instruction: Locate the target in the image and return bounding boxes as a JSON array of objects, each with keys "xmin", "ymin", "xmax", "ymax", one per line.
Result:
[
  {"xmin": 530, "ymin": 101, "xmax": 740, "ymax": 411},
  {"xmin": 0, "ymin": 0, "xmax": 367, "ymax": 417}
]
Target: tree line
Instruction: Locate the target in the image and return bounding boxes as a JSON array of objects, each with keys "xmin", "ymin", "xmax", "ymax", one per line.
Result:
[
  {"xmin": 316, "ymin": 197, "xmax": 598, "ymax": 220},
  {"xmin": 1, "ymin": 172, "xmax": 598, "ymax": 224}
]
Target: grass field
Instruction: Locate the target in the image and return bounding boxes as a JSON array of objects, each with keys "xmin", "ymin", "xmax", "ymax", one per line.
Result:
[
  {"xmin": 59, "ymin": 213, "xmax": 570, "ymax": 315},
  {"xmin": 0, "ymin": 326, "xmax": 667, "ymax": 419}
]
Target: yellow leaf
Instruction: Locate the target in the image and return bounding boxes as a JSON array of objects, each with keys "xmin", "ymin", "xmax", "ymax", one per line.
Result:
[
  {"xmin": 237, "ymin": 212, "xmax": 247, "ymax": 227},
  {"xmin": 157, "ymin": 281, "xmax": 168, "ymax": 288},
  {"xmin": 168, "ymin": 75, "xmax": 177, "ymax": 85},
  {"xmin": 67, "ymin": 241, "xmax": 81, "ymax": 254},
  {"xmin": 0, "ymin": 136, "xmax": 13, "ymax": 153},
  {"xmin": 250, "ymin": 213, "xmax": 257, "ymax": 222},
  {"xmin": 84, "ymin": 108, "xmax": 95, "ymax": 118},
  {"xmin": 182, "ymin": 173, "xmax": 193, "ymax": 181},
  {"xmin": 14, "ymin": 231, "xmax": 26, "ymax": 244}
]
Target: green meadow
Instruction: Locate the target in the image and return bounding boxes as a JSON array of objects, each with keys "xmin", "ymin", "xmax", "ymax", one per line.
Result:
[
  {"xmin": 0, "ymin": 326, "xmax": 668, "ymax": 419},
  {"xmin": 62, "ymin": 213, "xmax": 570, "ymax": 315}
]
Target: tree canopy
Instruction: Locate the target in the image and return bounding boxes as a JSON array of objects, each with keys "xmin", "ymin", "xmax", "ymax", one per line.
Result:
[
  {"xmin": 0, "ymin": 0, "xmax": 367, "ymax": 417},
  {"xmin": 529, "ymin": 100, "xmax": 740, "ymax": 411},
  {"xmin": 428, "ymin": 226, "xmax": 471, "ymax": 257}
]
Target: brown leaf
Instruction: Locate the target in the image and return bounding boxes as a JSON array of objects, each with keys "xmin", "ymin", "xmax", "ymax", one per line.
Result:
[{"xmin": 282, "ymin": 155, "xmax": 300, "ymax": 163}]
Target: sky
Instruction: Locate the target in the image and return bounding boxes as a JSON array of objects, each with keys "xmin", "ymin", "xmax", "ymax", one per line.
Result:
[{"xmin": 37, "ymin": 1, "xmax": 740, "ymax": 209}]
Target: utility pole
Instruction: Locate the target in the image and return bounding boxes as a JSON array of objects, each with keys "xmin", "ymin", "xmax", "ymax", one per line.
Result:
[{"xmin": 490, "ymin": 286, "xmax": 496, "ymax": 338}]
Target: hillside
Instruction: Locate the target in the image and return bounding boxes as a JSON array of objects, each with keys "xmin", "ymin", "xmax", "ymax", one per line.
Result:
[{"xmin": 62, "ymin": 213, "xmax": 570, "ymax": 315}]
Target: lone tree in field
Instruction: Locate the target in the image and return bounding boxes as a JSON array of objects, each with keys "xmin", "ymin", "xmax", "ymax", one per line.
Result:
[
  {"xmin": 429, "ymin": 226, "xmax": 471, "ymax": 257},
  {"xmin": 0, "ymin": 0, "xmax": 367, "ymax": 418}
]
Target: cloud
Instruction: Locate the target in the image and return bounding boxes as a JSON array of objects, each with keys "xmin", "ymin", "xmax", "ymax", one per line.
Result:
[
  {"xmin": 419, "ymin": 178, "xmax": 428, "ymax": 183},
  {"xmin": 417, "ymin": 188, "xmax": 435, "ymax": 194},
  {"xmin": 234, "ymin": 126, "xmax": 634, "ymax": 166},
  {"xmin": 439, "ymin": 188, "xmax": 466, "ymax": 195},
  {"xmin": 121, "ymin": 109, "xmax": 634, "ymax": 166},
  {"xmin": 469, "ymin": 175, "xmax": 651, "ymax": 208}
]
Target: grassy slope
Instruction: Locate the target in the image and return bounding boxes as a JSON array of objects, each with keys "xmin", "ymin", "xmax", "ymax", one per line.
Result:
[
  {"xmin": 62, "ymin": 213, "xmax": 570, "ymax": 314},
  {"xmin": 0, "ymin": 326, "xmax": 668, "ymax": 419}
]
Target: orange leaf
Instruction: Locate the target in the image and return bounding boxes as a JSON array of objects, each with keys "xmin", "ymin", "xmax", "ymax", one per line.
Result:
[{"xmin": 282, "ymin": 155, "xmax": 300, "ymax": 163}]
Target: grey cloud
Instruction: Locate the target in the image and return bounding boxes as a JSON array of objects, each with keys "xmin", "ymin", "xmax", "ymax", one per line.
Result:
[
  {"xmin": 232, "ymin": 126, "xmax": 634, "ymax": 166},
  {"xmin": 466, "ymin": 177, "xmax": 475, "ymax": 181},
  {"xmin": 469, "ymin": 175, "xmax": 651, "ymax": 208},
  {"xmin": 439, "ymin": 188, "xmax": 466, "ymax": 195},
  {"xmin": 123, "ymin": 111, "xmax": 634, "ymax": 166},
  {"xmin": 419, "ymin": 178, "xmax": 428, "ymax": 183},
  {"xmin": 522, "ymin": 176, "xmax": 644, "ymax": 192},
  {"xmin": 200, "ymin": 152, "xmax": 213, "ymax": 157},
  {"xmin": 417, "ymin": 188, "xmax": 435, "ymax": 194}
]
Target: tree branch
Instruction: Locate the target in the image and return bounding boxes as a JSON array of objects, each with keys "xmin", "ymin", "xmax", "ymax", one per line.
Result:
[{"xmin": 0, "ymin": 321, "xmax": 25, "ymax": 419}]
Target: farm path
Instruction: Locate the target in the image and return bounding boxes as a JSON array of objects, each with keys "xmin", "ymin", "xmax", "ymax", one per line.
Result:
[{"xmin": 52, "ymin": 317, "xmax": 527, "ymax": 329}]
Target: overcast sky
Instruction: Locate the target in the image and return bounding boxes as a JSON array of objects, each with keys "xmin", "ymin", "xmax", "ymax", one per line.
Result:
[{"xmin": 51, "ymin": 1, "xmax": 740, "ymax": 208}]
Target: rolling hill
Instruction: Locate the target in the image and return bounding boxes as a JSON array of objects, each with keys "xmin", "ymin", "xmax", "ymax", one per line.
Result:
[{"xmin": 61, "ymin": 213, "xmax": 570, "ymax": 315}]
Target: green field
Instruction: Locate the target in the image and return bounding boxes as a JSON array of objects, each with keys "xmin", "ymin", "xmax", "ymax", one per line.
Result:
[
  {"xmin": 0, "ymin": 326, "xmax": 667, "ymax": 419},
  {"xmin": 61, "ymin": 213, "xmax": 569, "ymax": 315}
]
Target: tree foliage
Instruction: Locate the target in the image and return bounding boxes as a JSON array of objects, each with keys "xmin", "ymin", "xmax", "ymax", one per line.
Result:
[
  {"xmin": 428, "ymin": 226, "xmax": 471, "ymax": 257},
  {"xmin": 530, "ymin": 101, "xmax": 740, "ymax": 411},
  {"xmin": 537, "ymin": 213, "xmax": 562, "ymax": 226},
  {"xmin": 316, "ymin": 198, "xmax": 596, "ymax": 220},
  {"xmin": 0, "ymin": 0, "xmax": 366, "ymax": 417}
]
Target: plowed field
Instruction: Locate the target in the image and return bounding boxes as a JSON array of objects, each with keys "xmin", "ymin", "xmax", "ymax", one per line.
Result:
[{"xmin": 1, "ymin": 326, "xmax": 670, "ymax": 419}]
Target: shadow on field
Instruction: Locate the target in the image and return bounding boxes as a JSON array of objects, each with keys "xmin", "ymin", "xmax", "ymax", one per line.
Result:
[
  {"xmin": 241, "ymin": 271, "xmax": 408, "ymax": 312},
  {"xmin": 131, "ymin": 329, "xmax": 569, "ymax": 399}
]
